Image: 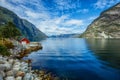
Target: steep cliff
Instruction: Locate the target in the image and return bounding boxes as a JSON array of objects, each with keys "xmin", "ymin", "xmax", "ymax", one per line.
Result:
[
  {"xmin": 80, "ymin": 3, "xmax": 120, "ymax": 38},
  {"xmin": 0, "ymin": 6, "xmax": 47, "ymax": 41}
]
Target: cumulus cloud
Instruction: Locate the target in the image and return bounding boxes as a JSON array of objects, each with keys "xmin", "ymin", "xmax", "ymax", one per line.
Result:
[
  {"xmin": 54, "ymin": 0, "xmax": 81, "ymax": 10},
  {"xmin": 25, "ymin": 11, "xmax": 49, "ymax": 20},
  {"xmin": 65, "ymin": 19, "xmax": 83, "ymax": 26},
  {"xmin": 36, "ymin": 15, "xmax": 84, "ymax": 35},
  {"xmin": 0, "ymin": 0, "xmax": 86, "ymax": 36}
]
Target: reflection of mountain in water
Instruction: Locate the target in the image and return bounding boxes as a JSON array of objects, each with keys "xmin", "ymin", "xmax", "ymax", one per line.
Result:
[
  {"xmin": 86, "ymin": 39, "xmax": 120, "ymax": 69},
  {"xmin": 49, "ymin": 34, "xmax": 79, "ymax": 38}
]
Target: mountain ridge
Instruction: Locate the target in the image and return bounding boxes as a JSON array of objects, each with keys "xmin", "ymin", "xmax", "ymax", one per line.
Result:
[
  {"xmin": 0, "ymin": 6, "xmax": 47, "ymax": 41},
  {"xmin": 80, "ymin": 2, "xmax": 120, "ymax": 38}
]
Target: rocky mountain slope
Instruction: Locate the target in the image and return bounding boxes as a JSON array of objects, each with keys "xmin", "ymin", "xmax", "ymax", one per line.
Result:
[
  {"xmin": 0, "ymin": 6, "xmax": 47, "ymax": 41},
  {"xmin": 80, "ymin": 2, "xmax": 120, "ymax": 38}
]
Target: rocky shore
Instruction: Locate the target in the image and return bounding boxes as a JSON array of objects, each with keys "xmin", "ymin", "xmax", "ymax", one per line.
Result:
[
  {"xmin": 0, "ymin": 56, "xmax": 59, "ymax": 80},
  {"xmin": 0, "ymin": 56, "xmax": 37, "ymax": 80},
  {"xmin": 0, "ymin": 40, "xmax": 59, "ymax": 80}
]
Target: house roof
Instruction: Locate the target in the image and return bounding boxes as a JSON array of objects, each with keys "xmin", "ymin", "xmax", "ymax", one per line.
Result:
[{"xmin": 20, "ymin": 38, "xmax": 30, "ymax": 43}]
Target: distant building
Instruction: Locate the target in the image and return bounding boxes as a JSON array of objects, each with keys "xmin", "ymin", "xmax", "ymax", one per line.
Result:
[
  {"xmin": 20, "ymin": 38, "xmax": 41, "ymax": 49},
  {"xmin": 20, "ymin": 38, "xmax": 30, "ymax": 48},
  {"xmin": 20, "ymin": 38, "xmax": 30, "ymax": 44}
]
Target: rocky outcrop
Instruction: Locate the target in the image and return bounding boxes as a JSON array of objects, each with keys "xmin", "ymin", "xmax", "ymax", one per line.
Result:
[
  {"xmin": 80, "ymin": 2, "xmax": 120, "ymax": 38},
  {"xmin": 0, "ymin": 56, "xmax": 59, "ymax": 80},
  {"xmin": 0, "ymin": 39, "xmax": 58, "ymax": 80},
  {"xmin": 0, "ymin": 56, "xmax": 39, "ymax": 80},
  {"xmin": 0, "ymin": 6, "xmax": 47, "ymax": 41}
]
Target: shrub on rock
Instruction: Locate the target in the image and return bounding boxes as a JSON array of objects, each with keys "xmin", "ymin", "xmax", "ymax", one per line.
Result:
[{"xmin": 0, "ymin": 45, "xmax": 10, "ymax": 56}]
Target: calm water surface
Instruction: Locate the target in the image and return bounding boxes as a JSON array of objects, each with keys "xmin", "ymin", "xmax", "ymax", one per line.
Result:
[{"xmin": 24, "ymin": 38, "xmax": 120, "ymax": 80}]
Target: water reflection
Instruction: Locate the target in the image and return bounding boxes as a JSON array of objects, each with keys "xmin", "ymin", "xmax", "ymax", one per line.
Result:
[
  {"xmin": 24, "ymin": 38, "xmax": 120, "ymax": 80},
  {"xmin": 86, "ymin": 39, "xmax": 120, "ymax": 69}
]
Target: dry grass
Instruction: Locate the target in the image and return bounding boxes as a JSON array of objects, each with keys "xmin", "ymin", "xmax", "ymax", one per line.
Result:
[{"xmin": 0, "ymin": 39, "xmax": 14, "ymax": 49}]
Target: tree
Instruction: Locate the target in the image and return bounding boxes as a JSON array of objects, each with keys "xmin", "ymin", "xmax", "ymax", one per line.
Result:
[
  {"xmin": 0, "ymin": 44, "xmax": 10, "ymax": 56},
  {"xmin": 1, "ymin": 22, "xmax": 21, "ymax": 39}
]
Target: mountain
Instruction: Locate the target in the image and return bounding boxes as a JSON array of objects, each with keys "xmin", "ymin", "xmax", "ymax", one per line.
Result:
[
  {"xmin": 0, "ymin": 6, "xmax": 47, "ymax": 41},
  {"xmin": 80, "ymin": 2, "xmax": 120, "ymax": 38},
  {"xmin": 49, "ymin": 34, "xmax": 79, "ymax": 38}
]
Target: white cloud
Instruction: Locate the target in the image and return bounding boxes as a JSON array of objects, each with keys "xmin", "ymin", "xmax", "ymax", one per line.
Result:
[
  {"xmin": 94, "ymin": 0, "xmax": 120, "ymax": 9},
  {"xmin": 35, "ymin": 15, "xmax": 84, "ymax": 35},
  {"xmin": 0, "ymin": 0, "xmax": 85, "ymax": 36},
  {"xmin": 94, "ymin": 0, "xmax": 107, "ymax": 9},
  {"xmin": 77, "ymin": 9, "xmax": 89, "ymax": 13},
  {"xmin": 9, "ymin": 0, "xmax": 26, "ymax": 4},
  {"xmin": 25, "ymin": 11, "xmax": 49, "ymax": 20},
  {"xmin": 65, "ymin": 19, "xmax": 83, "ymax": 26},
  {"xmin": 54, "ymin": 0, "xmax": 81, "ymax": 10}
]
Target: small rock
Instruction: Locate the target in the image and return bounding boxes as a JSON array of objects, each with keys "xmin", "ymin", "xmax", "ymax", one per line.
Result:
[
  {"xmin": 14, "ymin": 60, "xmax": 21, "ymax": 66},
  {"xmin": 0, "ymin": 62, "xmax": 4, "ymax": 64},
  {"xmin": 21, "ymin": 62, "xmax": 28, "ymax": 67},
  {"xmin": 0, "ymin": 74, "xmax": 3, "ymax": 80},
  {"xmin": 0, "ymin": 57, "xmax": 5, "ymax": 64},
  {"xmin": 38, "ymin": 77, "xmax": 42, "ymax": 80},
  {"xmin": 5, "ymin": 76, "xmax": 15, "ymax": 80},
  {"xmin": 0, "ymin": 71, "xmax": 5, "ymax": 77},
  {"xmin": 16, "ymin": 71, "xmax": 25, "ymax": 77},
  {"xmin": 39, "ymin": 70, "xmax": 45, "ymax": 76},
  {"xmin": 20, "ymin": 64, "xmax": 28, "ymax": 72},
  {"xmin": 15, "ymin": 76, "xmax": 22, "ymax": 80},
  {"xmin": 4, "ymin": 61, "xmax": 12, "ymax": 71},
  {"xmin": 8, "ymin": 59, "xmax": 14, "ymax": 64},
  {"xmin": 23, "ymin": 73, "xmax": 33, "ymax": 80},
  {"xmin": 12, "ymin": 70, "xmax": 18, "ymax": 75},
  {"xmin": 13, "ymin": 64, "xmax": 20, "ymax": 71},
  {"xmin": 3, "ymin": 57, "xmax": 7, "ymax": 61},
  {"xmin": 13, "ymin": 67, "xmax": 20, "ymax": 71},
  {"xmin": 34, "ymin": 78, "xmax": 39, "ymax": 80},
  {"xmin": 0, "ymin": 64, "xmax": 6, "ymax": 71},
  {"xmin": 6, "ymin": 70, "xmax": 14, "ymax": 76}
]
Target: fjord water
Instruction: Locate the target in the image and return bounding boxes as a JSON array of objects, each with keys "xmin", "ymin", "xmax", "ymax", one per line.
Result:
[{"xmin": 24, "ymin": 38, "xmax": 120, "ymax": 80}]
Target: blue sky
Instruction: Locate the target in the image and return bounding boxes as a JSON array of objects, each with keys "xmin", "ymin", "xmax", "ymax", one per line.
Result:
[{"xmin": 0, "ymin": 0, "xmax": 120, "ymax": 35}]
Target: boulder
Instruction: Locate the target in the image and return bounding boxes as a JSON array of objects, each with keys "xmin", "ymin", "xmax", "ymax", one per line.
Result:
[
  {"xmin": 4, "ymin": 61, "xmax": 12, "ymax": 71},
  {"xmin": 20, "ymin": 62, "xmax": 29, "ymax": 72},
  {"xmin": 13, "ymin": 64, "xmax": 20, "ymax": 71},
  {"xmin": 39, "ymin": 70, "xmax": 45, "ymax": 76},
  {"xmin": 6, "ymin": 70, "xmax": 14, "ymax": 76},
  {"xmin": 8, "ymin": 59, "xmax": 14, "ymax": 64},
  {"xmin": 16, "ymin": 71, "xmax": 25, "ymax": 77},
  {"xmin": 23, "ymin": 73, "xmax": 34, "ymax": 80},
  {"xmin": 0, "ymin": 74, "xmax": 3, "ymax": 80},
  {"xmin": 21, "ymin": 62, "xmax": 28, "ymax": 67},
  {"xmin": 0, "ymin": 56, "xmax": 4, "ymax": 64},
  {"xmin": 5, "ymin": 76, "xmax": 15, "ymax": 80},
  {"xmin": 34, "ymin": 77, "xmax": 40, "ymax": 80},
  {"xmin": 20, "ymin": 66, "xmax": 28, "ymax": 72},
  {"xmin": 0, "ymin": 64, "xmax": 6, "ymax": 71},
  {"xmin": 15, "ymin": 76, "xmax": 22, "ymax": 80},
  {"xmin": 13, "ymin": 67, "xmax": 20, "ymax": 71},
  {"xmin": 14, "ymin": 61, "xmax": 21, "ymax": 66}
]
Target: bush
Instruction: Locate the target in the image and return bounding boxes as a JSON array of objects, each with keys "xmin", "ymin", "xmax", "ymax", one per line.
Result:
[
  {"xmin": 0, "ymin": 44, "xmax": 11, "ymax": 56},
  {"xmin": 4, "ymin": 40, "xmax": 14, "ymax": 49}
]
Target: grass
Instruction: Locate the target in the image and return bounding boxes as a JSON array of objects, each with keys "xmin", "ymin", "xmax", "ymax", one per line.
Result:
[
  {"xmin": 0, "ymin": 44, "xmax": 10, "ymax": 56},
  {"xmin": 0, "ymin": 38, "xmax": 14, "ymax": 56}
]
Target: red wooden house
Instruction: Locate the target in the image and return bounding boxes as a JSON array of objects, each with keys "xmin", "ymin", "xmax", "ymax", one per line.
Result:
[{"xmin": 20, "ymin": 38, "xmax": 30, "ymax": 45}]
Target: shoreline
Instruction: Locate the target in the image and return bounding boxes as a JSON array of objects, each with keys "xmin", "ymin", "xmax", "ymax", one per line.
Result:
[
  {"xmin": 0, "ymin": 40, "xmax": 59, "ymax": 80},
  {"xmin": 0, "ymin": 55, "xmax": 59, "ymax": 80}
]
